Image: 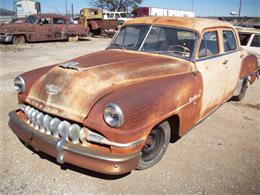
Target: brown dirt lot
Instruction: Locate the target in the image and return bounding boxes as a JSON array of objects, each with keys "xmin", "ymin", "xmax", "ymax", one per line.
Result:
[{"xmin": 0, "ymin": 39, "xmax": 259, "ymax": 194}]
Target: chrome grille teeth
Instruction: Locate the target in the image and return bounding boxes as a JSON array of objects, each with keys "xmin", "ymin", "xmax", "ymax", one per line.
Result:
[
  {"xmin": 50, "ymin": 118, "xmax": 61, "ymax": 138},
  {"xmin": 43, "ymin": 114, "xmax": 52, "ymax": 135},
  {"xmin": 22, "ymin": 105, "xmax": 87, "ymax": 145}
]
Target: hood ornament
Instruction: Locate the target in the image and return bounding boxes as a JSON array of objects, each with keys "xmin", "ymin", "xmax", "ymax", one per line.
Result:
[
  {"xmin": 59, "ymin": 61, "xmax": 85, "ymax": 71},
  {"xmin": 45, "ymin": 84, "xmax": 61, "ymax": 94}
]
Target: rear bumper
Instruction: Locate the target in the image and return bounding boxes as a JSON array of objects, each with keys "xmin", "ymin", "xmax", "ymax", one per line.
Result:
[{"xmin": 8, "ymin": 110, "xmax": 139, "ymax": 175}]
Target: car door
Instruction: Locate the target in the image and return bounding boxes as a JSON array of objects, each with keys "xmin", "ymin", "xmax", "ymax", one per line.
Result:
[
  {"xmin": 51, "ymin": 17, "xmax": 67, "ymax": 40},
  {"xmin": 195, "ymin": 29, "xmax": 229, "ymax": 118},
  {"xmin": 35, "ymin": 17, "xmax": 52, "ymax": 41},
  {"xmin": 221, "ymin": 29, "xmax": 242, "ymax": 97}
]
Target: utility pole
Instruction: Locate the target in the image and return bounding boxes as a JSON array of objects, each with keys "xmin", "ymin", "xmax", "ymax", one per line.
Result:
[
  {"xmin": 238, "ymin": 0, "xmax": 242, "ymax": 17},
  {"xmin": 192, "ymin": 0, "xmax": 194, "ymax": 12},
  {"xmin": 71, "ymin": 4, "xmax": 74, "ymax": 20},
  {"xmin": 13, "ymin": 0, "xmax": 16, "ymax": 18},
  {"xmin": 65, "ymin": 0, "xmax": 68, "ymax": 16}
]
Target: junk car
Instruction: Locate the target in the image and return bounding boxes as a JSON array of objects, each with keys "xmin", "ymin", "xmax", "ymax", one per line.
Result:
[
  {"xmin": 238, "ymin": 28, "xmax": 260, "ymax": 65},
  {"xmin": 0, "ymin": 14, "xmax": 88, "ymax": 44},
  {"xmin": 9, "ymin": 17, "xmax": 259, "ymax": 175}
]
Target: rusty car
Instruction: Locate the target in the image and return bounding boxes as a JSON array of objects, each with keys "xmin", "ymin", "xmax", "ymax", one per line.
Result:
[
  {"xmin": 9, "ymin": 17, "xmax": 259, "ymax": 175},
  {"xmin": 0, "ymin": 14, "xmax": 89, "ymax": 44},
  {"xmin": 238, "ymin": 28, "xmax": 260, "ymax": 65}
]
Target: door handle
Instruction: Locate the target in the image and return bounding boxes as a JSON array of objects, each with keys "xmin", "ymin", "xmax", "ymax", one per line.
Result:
[{"xmin": 223, "ymin": 60, "xmax": 229, "ymax": 65}]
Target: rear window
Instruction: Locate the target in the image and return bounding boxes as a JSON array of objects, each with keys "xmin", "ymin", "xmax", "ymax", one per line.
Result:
[
  {"xmin": 251, "ymin": 35, "xmax": 260, "ymax": 47},
  {"xmin": 239, "ymin": 33, "xmax": 251, "ymax": 46},
  {"xmin": 223, "ymin": 31, "xmax": 237, "ymax": 52},
  {"xmin": 198, "ymin": 31, "xmax": 219, "ymax": 58}
]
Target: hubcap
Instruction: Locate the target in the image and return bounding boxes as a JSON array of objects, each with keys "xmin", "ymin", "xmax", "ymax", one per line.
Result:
[{"xmin": 141, "ymin": 127, "xmax": 164, "ymax": 162}]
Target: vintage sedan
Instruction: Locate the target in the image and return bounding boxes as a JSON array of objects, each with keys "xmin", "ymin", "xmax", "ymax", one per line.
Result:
[
  {"xmin": 238, "ymin": 28, "xmax": 260, "ymax": 65},
  {"xmin": 0, "ymin": 14, "xmax": 88, "ymax": 44},
  {"xmin": 9, "ymin": 17, "xmax": 259, "ymax": 175}
]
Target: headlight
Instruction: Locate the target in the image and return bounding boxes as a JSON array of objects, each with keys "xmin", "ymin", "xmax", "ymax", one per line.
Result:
[
  {"xmin": 14, "ymin": 76, "xmax": 25, "ymax": 93},
  {"xmin": 103, "ymin": 103, "xmax": 124, "ymax": 127}
]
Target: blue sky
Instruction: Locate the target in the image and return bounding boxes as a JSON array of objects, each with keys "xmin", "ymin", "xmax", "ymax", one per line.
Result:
[{"xmin": 1, "ymin": 0, "xmax": 259, "ymax": 17}]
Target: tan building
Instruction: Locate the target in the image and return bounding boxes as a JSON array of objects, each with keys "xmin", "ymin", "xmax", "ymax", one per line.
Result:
[{"xmin": 16, "ymin": 0, "xmax": 41, "ymax": 18}]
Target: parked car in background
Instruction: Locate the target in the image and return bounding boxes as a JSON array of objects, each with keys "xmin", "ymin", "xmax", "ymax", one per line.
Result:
[
  {"xmin": 238, "ymin": 28, "xmax": 260, "ymax": 65},
  {"xmin": 9, "ymin": 17, "xmax": 259, "ymax": 175},
  {"xmin": 0, "ymin": 14, "xmax": 89, "ymax": 44}
]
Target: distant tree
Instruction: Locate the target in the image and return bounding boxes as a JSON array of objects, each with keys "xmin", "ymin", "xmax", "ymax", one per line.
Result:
[{"xmin": 90, "ymin": 0, "xmax": 143, "ymax": 11}]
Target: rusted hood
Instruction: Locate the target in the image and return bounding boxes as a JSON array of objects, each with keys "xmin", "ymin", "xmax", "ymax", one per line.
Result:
[
  {"xmin": 0, "ymin": 23, "xmax": 31, "ymax": 34},
  {"xmin": 26, "ymin": 49, "xmax": 192, "ymax": 122}
]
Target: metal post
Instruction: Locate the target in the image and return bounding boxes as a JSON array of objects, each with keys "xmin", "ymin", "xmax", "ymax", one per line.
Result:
[
  {"xmin": 71, "ymin": 4, "xmax": 74, "ymax": 20},
  {"xmin": 238, "ymin": 0, "xmax": 242, "ymax": 17},
  {"xmin": 13, "ymin": 0, "xmax": 16, "ymax": 18},
  {"xmin": 65, "ymin": 0, "xmax": 68, "ymax": 16}
]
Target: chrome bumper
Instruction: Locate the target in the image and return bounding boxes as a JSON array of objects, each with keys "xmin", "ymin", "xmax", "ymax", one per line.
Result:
[
  {"xmin": 0, "ymin": 34, "xmax": 13, "ymax": 43},
  {"xmin": 9, "ymin": 110, "xmax": 140, "ymax": 175}
]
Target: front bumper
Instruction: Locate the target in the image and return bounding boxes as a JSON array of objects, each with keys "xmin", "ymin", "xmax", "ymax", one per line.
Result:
[
  {"xmin": 8, "ymin": 110, "xmax": 140, "ymax": 175},
  {"xmin": 0, "ymin": 34, "xmax": 13, "ymax": 43}
]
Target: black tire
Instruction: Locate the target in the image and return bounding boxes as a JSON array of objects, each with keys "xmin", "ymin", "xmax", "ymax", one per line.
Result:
[
  {"xmin": 12, "ymin": 35, "xmax": 26, "ymax": 44},
  {"xmin": 137, "ymin": 121, "xmax": 171, "ymax": 170},
  {"xmin": 232, "ymin": 79, "xmax": 248, "ymax": 101}
]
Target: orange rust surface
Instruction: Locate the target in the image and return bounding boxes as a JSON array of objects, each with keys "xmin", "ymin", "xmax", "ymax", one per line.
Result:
[{"xmin": 240, "ymin": 54, "xmax": 258, "ymax": 78}]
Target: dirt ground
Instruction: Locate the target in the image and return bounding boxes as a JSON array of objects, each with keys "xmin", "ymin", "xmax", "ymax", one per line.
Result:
[{"xmin": 0, "ymin": 39, "xmax": 259, "ymax": 194}]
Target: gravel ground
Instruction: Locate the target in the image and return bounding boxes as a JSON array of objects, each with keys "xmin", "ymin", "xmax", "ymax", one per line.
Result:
[{"xmin": 0, "ymin": 39, "xmax": 259, "ymax": 194}]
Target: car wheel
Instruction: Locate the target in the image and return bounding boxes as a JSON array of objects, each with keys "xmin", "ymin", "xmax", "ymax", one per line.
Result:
[
  {"xmin": 68, "ymin": 35, "xmax": 79, "ymax": 42},
  {"xmin": 232, "ymin": 79, "xmax": 248, "ymax": 101},
  {"xmin": 12, "ymin": 35, "xmax": 26, "ymax": 44},
  {"xmin": 137, "ymin": 121, "xmax": 171, "ymax": 170}
]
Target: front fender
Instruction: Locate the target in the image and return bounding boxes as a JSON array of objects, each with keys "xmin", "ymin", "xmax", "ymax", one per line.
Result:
[{"xmin": 83, "ymin": 72, "xmax": 203, "ymax": 143}]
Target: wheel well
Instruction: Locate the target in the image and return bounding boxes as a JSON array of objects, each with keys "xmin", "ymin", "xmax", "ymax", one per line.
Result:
[
  {"xmin": 167, "ymin": 115, "xmax": 180, "ymax": 143},
  {"xmin": 13, "ymin": 34, "xmax": 27, "ymax": 41}
]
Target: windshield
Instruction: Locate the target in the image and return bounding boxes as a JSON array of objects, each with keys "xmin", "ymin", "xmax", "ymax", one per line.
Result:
[
  {"xmin": 25, "ymin": 15, "xmax": 37, "ymax": 24},
  {"xmin": 109, "ymin": 25, "xmax": 197, "ymax": 59}
]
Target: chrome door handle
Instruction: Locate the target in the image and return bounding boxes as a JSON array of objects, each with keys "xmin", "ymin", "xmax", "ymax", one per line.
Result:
[{"xmin": 223, "ymin": 60, "xmax": 229, "ymax": 65}]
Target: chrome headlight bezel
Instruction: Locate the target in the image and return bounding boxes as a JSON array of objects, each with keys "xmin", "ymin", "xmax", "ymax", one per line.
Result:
[
  {"xmin": 103, "ymin": 103, "xmax": 124, "ymax": 128},
  {"xmin": 14, "ymin": 76, "xmax": 25, "ymax": 93}
]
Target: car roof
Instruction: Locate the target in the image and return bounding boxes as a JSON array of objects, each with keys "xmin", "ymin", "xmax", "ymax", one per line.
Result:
[{"xmin": 124, "ymin": 16, "xmax": 235, "ymax": 33}]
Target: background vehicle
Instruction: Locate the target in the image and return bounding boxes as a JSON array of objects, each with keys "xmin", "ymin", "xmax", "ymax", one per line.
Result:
[
  {"xmin": 238, "ymin": 28, "xmax": 260, "ymax": 65},
  {"xmin": 103, "ymin": 11, "xmax": 131, "ymax": 25},
  {"xmin": 79, "ymin": 8, "xmax": 119, "ymax": 36},
  {"xmin": 132, "ymin": 7, "xmax": 195, "ymax": 17},
  {"xmin": 0, "ymin": 14, "xmax": 88, "ymax": 44}
]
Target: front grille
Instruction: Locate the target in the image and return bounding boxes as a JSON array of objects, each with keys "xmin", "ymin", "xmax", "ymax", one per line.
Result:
[{"xmin": 21, "ymin": 105, "xmax": 88, "ymax": 145}]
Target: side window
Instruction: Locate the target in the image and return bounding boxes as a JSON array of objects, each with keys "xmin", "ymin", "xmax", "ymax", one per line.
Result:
[
  {"xmin": 223, "ymin": 31, "xmax": 237, "ymax": 52},
  {"xmin": 251, "ymin": 35, "xmax": 260, "ymax": 47},
  {"xmin": 53, "ymin": 18, "xmax": 66, "ymax": 24},
  {"xmin": 39, "ymin": 18, "xmax": 51, "ymax": 25},
  {"xmin": 198, "ymin": 31, "xmax": 219, "ymax": 58},
  {"xmin": 239, "ymin": 33, "xmax": 251, "ymax": 46}
]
